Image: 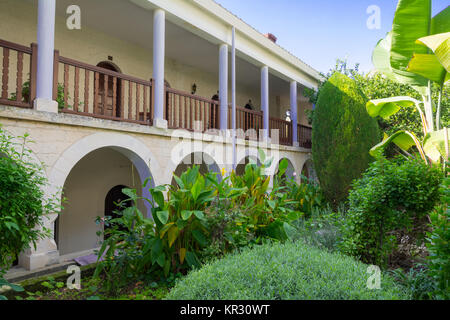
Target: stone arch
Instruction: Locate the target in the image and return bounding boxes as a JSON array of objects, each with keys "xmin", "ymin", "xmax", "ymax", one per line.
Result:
[
  {"xmin": 274, "ymin": 157, "xmax": 297, "ymax": 183},
  {"xmin": 235, "ymin": 147, "xmax": 262, "ymax": 176},
  {"xmin": 164, "ymin": 146, "xmax": 222, "ymax": 185},
  {"xmin": 48, "ymin": 132, "xmax": 159, "ymax": 221},
  {"xmin": 170, "ymin": 152, "xmax": 221, "ymax": 186},
  {"xmin": 300, "ymin": 158, "xmax": 318, "ymax": 184},
  {"xmin": 48, "ymin": 133, "xmax": 159, "ymax": 257}
]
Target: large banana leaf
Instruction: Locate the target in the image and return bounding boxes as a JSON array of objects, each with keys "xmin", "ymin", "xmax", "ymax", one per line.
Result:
[
  {"xmin": 408, "ymin": 53, "xmax": 449, "ymax": 85},
  {"xmin": 366, "ymin": 96, "xmax": 420, "ymax": 119},
  {"xmin": 423, "ymin": 128, "xmax": 449, "ymax": 162},
  {"xmin": 390, "ymin": 0, "xmax": 431, "ymax": 89},
  {"xmin": 416, "ymin": 32, "xmax": 450, "ymax": 72},
  {"xmin": 431, "ymin": 5, "xmax": 450, "ymax": 34},
  {"xmin": 370, "ymin": 130, "xmax": 426, "ymax": 161}
]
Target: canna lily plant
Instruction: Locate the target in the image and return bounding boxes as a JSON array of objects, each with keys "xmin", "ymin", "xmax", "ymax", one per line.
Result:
[{"xmin": 366, "ymin": 0, "xmax": 449, "ymax": 164}]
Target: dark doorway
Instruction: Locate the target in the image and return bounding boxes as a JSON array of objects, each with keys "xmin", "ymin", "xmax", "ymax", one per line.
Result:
[
  {"xmin": 96, "ymin": 61, "xmax": 122, "ymax": 118},
  {"xmin": 104, "ymin": 185, "xmax": 132, "ymax": 237}
]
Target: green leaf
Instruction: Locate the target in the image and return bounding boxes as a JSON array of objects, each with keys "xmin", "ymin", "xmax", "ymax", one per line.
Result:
[
  {"xmin": 366, "ymin": 96, "xmax": 419, "ymax": 119},
  {"xmin": 173, "ymin": 175, "xmax": 184, "ymax": 189},
  {"xmin": 390, "ymin": 0, "xmax": 430, "ymax": 89},
  {"xmin": 185, "ymin": 251, "xmax": 201, "ymax": 268},
  {"xmin": 372, "ymin": 32, "xmax": 399, "ymax": 82},
  {"xmin": 370, "ymin": 130, "xmax": 426, "ymax": 161},
  {"xmin": 151, "ymin": 238, "xmax": 163, "ymax": 264},
  {"xmin": 181, "ymin": 210, "xmax": 193, "ymax": 221},
  {"xmin": 156, "ymin": 210, "xmax": 169, "ymax": 225},
  {"xmin": 407, "ymin": 53, "xmax": 448, "ymax": 85},
  {"xmin": 8, "ymin": 283, "xmax": 24, "ymax": 292},
  {"xmin": 150, "ymin": 190, "xmax": 165, "ymax": 208},
  {"xmin": 0, "ymin": 295, "xmax": 7, "ymax": 300},
  {"xmin": 416, "ymin": 32, "xmax": 450, "ymax": 73},
  {"xmin": 190, "ymin": 176, "xmax": 204, "ymax": 201},
  {"xmin": 423, "ymin": 129, "xmax": 448, "ymax": 162},
  {"xmin": 283, "ymin": 222, "xmax": 297, "ymax": 240},
  {"xmin": 192, "ymin": 229, "xmax": 208, "ymax": 247},
  {"xmin": 278, "ymin": 159, "xmax": 288, "ymax": 176},
  {"xmin": 431, "ymin": 6, "xmax": 450, "ymax": 35},
  {"xmin": 156, "ymin": 252, "xmax": 166, "ymax": 268},
  {"xmin": 193, "ymin": 211, "xmax": 205, "ymax": 220}
]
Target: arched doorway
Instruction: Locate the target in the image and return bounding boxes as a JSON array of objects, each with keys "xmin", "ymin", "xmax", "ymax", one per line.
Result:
[
  {"xmin": 56, "ymin": 147, "xmax": 146, "ymax": 256},
  {"xmin": 96, "ymin": 61, "xmax": 122, "ymax": 117},
  {"xmin": 301, "ymin": 159, "xmax": 318, "ymax": 184},
  {"xmin": 104, "ymin": 185, "xmax": 132, "ymax": 238}
]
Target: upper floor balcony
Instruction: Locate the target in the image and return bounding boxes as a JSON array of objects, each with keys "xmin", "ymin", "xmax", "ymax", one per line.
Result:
[{"xmin": 0, "ymin": 0, "xmax": 317, "ymax": 149}]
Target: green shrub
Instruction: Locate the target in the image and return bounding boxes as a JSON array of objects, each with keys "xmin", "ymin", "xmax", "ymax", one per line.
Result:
[
  {"xmin": 340, "ymin": 157, "xmax": 443, "ymax": 267},
  {"xmin": 292, "ymin": 205, "xmax": 346, "ymax": 252},
  {"xmin": 426, "ymin": 170, "xmax": 450, "ymax": 299},
  {"xmin": 166, "ymin": 241, "xmax": 410, "ymax": 300},
  {"xmin": 286, "ymin": 178, "xmax": 324, "ymax": 219},
  {"xmin": 312, "ymin": 72, "xmax": 380, "ymax": 207}
]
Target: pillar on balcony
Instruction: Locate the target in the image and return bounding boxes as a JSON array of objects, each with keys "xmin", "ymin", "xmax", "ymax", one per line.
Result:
[
  {"xmin": 219, "ymin": 44, "xmax": 228, "ymax": 131},
  {"xmin": 153, "ymin": 9, "xmax": 167, "ymax": 129},
  {"xmin": 34, "ymin": 0, "xmax": 58, "ymax": 113},
  {"xmin": 290, "ymin": 80, "xmax": 299, "ymax": 147},
  {"xmin": 261, "ymin": 66, "xmax": 269, "ymax": 141}
]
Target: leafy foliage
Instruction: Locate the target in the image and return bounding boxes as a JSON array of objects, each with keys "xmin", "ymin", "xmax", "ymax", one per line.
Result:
[
  {"xmin": 312, "ymin": 72, "xmax": 380, "ymax": 206},
  {"xmin": 426, "ymin": 169, "xmax": 450, "ymax": 299},
  {"xmin": 304, "ymin": 59, "xmax": 449, "ymax": 139},
  {"xmin": 0, "ymin": 126, "xmax": 60, "ymax": 274},
  {"xmin": 340, "ymin": 157, "xmax": 443, "ymax": 267},
  {"xmin": 166, "ymin": 241, "xmax": 410, "ymax": 300}
]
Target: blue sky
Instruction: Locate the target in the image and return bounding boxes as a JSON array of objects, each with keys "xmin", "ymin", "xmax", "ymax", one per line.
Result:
[{"xmin": 215, "ymin": 0, "xmax": 449, "ymax": 74}]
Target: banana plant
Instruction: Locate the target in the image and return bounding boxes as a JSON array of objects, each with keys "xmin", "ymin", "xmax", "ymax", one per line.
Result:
[{"xmin": 368, "ymin": 0, "xmax": 449, "ymax": 163}]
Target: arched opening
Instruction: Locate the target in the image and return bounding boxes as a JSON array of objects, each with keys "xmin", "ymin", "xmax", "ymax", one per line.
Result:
[
  {"xmin": 56, "ymin": 147, "xmax": 147, "ymax": 257},
  {"xmin": 276, "ymin": 158, "xmax": 296, "ymax": 184},
  {"xmin": 235, "ymin": 156, "xmax": 261, "ymax": 176},
  {"xmin": 301, "ymin": 159, "xmax": 318, "ymax": 184},
  {"xmin": 96, "ymin": 61, "xmax": 122, "ymax": 118},
  {"xmin": 104, "ymin": 185, "xmax": 132, "ymax": 238},
  {"xmin": 172, "ymin": 152, "xmax": 220, "ymax": 186}
]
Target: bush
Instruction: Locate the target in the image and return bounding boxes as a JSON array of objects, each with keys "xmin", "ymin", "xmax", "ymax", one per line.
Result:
[
  {"xmin": 426, "ymin": 170, "xmax": 450, "ymax": 299},
  {"xmin": 292, "ymin": 205, "xmax": 346, "ymax": 252},
  {"xmin": 312, "ymin": 72, "xmax": 380, "ymax": 207},
  {"xmin": 166, "ymin": 241, "xmax": 410, "ymax": 300},
  {"xmin": 0, "ymin": 127, "xmax": 59, "ymax": 274},
  {"xmin": 340, "ymin": 157, "xmax": 443, "ymax": 267}
]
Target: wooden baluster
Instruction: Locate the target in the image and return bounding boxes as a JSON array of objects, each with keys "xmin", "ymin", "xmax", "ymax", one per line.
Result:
[
  {"xmin": 103, "ymin": 73, "xmax": 108, "ymax": 115},
  {"xmin": 120, "ymin": 80, "xmax": 125, "ymax": 119},
  {"xmin": 16, "ymin": 51, "xmax": 23, "ymax": 102},
  {"xmin": 94, "ymin": 72, "xmax": 99, "ymax": 114},
  {"xmin": 2, "ymin": 48, "xmax": 9, "ymax": 100},
  {"xmin": 189, "ymin": 98, "xmax": 193, "ymax": 130},
  {"xmin": 63, "ymin": 64, "xmax": 69, "ymax": 110},
  {"xmin": 128, "ymin": 81, "xmax": 132, "ymax": 120},
  {"xmin": 74, "ymin": 67, "xmax": 79, "ymax": 112},
  {"xmin": 179, "ymin": 94, "xmax": 182, "ymax": 128},
  {"xmin": 112, "ymin": 76, "xmax": 117, "ymax": 118},
  {"xmin": 143, "ymin": 83, "xmax": 147, "ymax": 122},
  {"xmin": 136, "ymin": 83, "xmax": 140, "ymax": 121},
  {"xmin": 84, "ymin": 70, "xmax": 89, "ymax": 113},
  {"xmin": 184, "ymin": 95, "xmax": 188, "ymax": 129},
  {"xmin": 29, "ymin": 43, "xmax": 37, "ymax": 105}
]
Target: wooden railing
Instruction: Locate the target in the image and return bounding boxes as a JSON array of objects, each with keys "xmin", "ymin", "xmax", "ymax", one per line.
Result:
[
  {"xmin": 0, "ymin": 40, "xmax": 36, "ymax": 108},
  {"xmin": 0, "ymin": 39, "xmax": 313, "ymax": 150},
  {"xmin": 298, "ymin": 124, "xmax": 312, "ymax": 149},
  {"xmin": 269, "ymin": 117, "xmax": 293, "ymax": 146},
  {"xmin": 56, "ymin": 55, "xmax": 153, "ymax": 125},
  {"xmin": 228, "ymin": 106, "xmax": 263, "ymax": 139},
  {"xmin": 165, "ymin": 87, "xmax": 219, "ymax": 131}
]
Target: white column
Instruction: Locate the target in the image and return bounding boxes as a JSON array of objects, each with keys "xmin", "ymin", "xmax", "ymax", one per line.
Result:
[
  {"xmin": 261, "ymin": 66, "xmax": 269, "ymax": 140},
  {"xmin": 290, "ymin": 80, "xmax": 299, "ymax": 147},
  {"xmin": 219, "ymin": 44, "xmax": 228, "ymax": 131},
  {"xmin": 153, "ymin": 9, "xmax": 167, "ymax": 128},
  {"xmin": 34, "ymin": 0, "xmax": 57, "ymax": 112}
]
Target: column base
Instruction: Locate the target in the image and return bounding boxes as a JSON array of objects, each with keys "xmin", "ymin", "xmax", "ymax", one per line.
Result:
[
  {"xmin": 293, "ymin": 142, "xmax": 300, "ymax": 147},
  {"xmin": 153, "ymin": 118, "xmax": 168, "ymax": 129},
  {"xmin": 19, "ymin": 249, "xmax": 59, "ymax": 271},
  {"xmin": 34, "ymin": 98, "xmax": 58, "ymax": 113}
]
